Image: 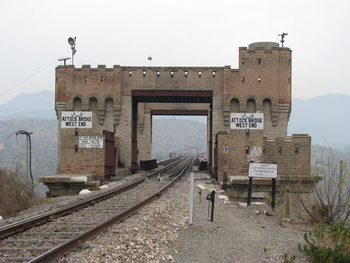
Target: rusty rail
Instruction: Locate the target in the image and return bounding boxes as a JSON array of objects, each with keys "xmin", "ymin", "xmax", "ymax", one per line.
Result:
[
  {"xmin": 29, "ymin": 156, "xmax": 192, "ymax": 263},
  {"xmin": 0, "ymin": 177, "xmax": 145, "ymax": 239},
  {"xmin": 0, "ymin": 156, "xmax": 193, "ymax": 263}
]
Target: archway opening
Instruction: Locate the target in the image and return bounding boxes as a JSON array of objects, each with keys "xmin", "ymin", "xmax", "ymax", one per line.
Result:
[{"xmin": 151, "ymin": 115, "xmax": 207, "ymax": 160}]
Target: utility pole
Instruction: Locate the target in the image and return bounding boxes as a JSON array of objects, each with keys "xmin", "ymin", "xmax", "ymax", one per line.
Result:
[{"xmin": 16, "ymin": 130, "xmax": 34, "ymax": 190}]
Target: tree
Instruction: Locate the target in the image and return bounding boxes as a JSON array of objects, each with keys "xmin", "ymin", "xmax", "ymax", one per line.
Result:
[
  {"xmin": 0, "ymin": 165, "xmax": 37, "ymax": 218},
  {"xmin": 294, "ymin": 147, "xmax": 350, "ymax": 224}
]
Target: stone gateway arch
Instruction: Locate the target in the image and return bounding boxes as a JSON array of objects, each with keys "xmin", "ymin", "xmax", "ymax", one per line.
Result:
[{"xmin": 51, "ymin": 41, "xmax": 311, "ymax": 194}]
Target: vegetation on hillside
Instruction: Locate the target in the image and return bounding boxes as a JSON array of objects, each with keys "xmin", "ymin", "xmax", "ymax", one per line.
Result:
[
  {"xmin": 0, "ymin": 118, "xmax": 347, "ymax": 197},
  {"xmin": 0, "ymin": 119, "xmax": 58, "ymax": 195},
  {"xmin": 299, "ymin": 222, "xmax": 350, "ymax": 263},
  {"xmin": 295, "ymin": 146, "xmax": 350, "ymax": 262},
  {"xmin": 294, "ymin": 146, "xmax": 350, "ymax": 224},
  {"xmin": 0, "ymin": 166, "xmax": 38, "ymax": 218}
]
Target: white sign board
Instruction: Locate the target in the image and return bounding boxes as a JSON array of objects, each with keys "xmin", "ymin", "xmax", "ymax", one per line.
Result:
[
  {"xmin": 79, "ymin": 136, "xmax": 104, "ymax": 149},
  {"xmin": 61, "ymin": 112, "xmax": 92, "ymax": 128},
  {"xmin": 248, "ymin": 163, "xmax": 278, "ymax": 178},
  {"xmin": 231, "ymin": 113, "xmax": 264, "ymax": 130}
]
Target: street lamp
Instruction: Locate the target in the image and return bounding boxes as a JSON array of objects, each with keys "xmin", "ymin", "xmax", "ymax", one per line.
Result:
[{"xmin": 16, "ymin": 130, "xmax": 34, "ymax": 191}]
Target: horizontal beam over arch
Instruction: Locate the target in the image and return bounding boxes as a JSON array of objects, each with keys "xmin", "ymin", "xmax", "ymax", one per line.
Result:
[
  {"xmin": 151, "ymin": 110, "xmax": 209, "ymax": 116},
  {"xmin": 132, "ymin": 90, "xmax": 212, "ymax": 103}
]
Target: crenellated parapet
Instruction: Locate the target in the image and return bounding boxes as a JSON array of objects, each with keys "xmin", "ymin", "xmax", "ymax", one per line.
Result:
[
  {"xmin": 55, "ymin": 65, "xmax": 123, "ymax": 125},
  {"xmin": 52, "ymin": 41, "xmax": 308, "ymax": 192},
  {"xmin": 222, "ymin": 42, "xmax": 292, "ymax": 136}
]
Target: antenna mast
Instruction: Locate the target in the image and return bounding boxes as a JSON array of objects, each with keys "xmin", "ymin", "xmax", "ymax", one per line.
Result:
[
  {"xmin": 278, "ymin": 32, "xmax": 288, "ymax": 47},
  {"xmin": 58, "ymin": 57, "xmax": 71, "ymax": 66}
]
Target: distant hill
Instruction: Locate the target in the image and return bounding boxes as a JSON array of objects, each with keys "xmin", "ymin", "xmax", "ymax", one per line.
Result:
[
  {"xmin": 152, "ymin": 118, "xmax": 207, "ymax": 159},
  {"xmin": 1, "ymin": 91, "xmax": 349, "ymax": 196},
  {"xmin": 0, "ymin": 90, "xmax": 55, "ymax": 120},
  {"xmin": 1, "ymin": 90, "xmax": 349, "ymax": 149},
  {"xmin": 288, "ymin": 94, "xmax": 350, "ymax": 149},
  {"xmin": 0, "ymin": 119, "xmax": 57, "ymax": 195}
]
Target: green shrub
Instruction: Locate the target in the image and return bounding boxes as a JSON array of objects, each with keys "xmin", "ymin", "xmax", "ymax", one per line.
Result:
[
  {"xmin": 298, "ymin": 222, "xmax": 350, "ymax": 263},
  {"xmin": 0, "ymin": 167, "xmax": 37, "ymax": 218}
]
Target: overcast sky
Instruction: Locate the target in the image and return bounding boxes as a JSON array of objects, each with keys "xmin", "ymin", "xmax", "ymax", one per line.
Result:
[{"xmin": 0, "ymin": 0, "xmax": 349, "ymax": 105}]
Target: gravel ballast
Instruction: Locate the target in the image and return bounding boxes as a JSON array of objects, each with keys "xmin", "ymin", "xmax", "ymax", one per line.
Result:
[{"xmin": 3, "ymin": 172, "xmax": 310, "ymax": 262}]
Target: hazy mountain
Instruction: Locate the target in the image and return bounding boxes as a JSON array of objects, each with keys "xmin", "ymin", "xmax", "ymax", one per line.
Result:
[
  {"xmin": 1, "ymin": 90, "xmax": 349, "ymax": 149},
  {"xmin": 1, "ymin": 91, "xmax": 349, "ymax": 195},
  {"xmin": 288, "ymin": 94, "xmax": 350, "ymax": 149},
  {"xmin": 152, "ymin": 118, "xmax": 207, "ymax": 159},
  {"xmin": 0, "ymin": 90, "xmax": 55, "ymax": 120}
]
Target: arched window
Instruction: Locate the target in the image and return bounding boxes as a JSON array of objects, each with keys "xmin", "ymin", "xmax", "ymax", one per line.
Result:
[
  {"xmin": 73, "ymin": 97, "xmax": 82, "ymax": 111},
  {"xmin": 263, "ymin": 99, "xmax": 272, "ymax": 115},
  {"xmin": 89, "ymin": 97, "xmax": 98, "ymax": 111},
  {"xmin": 230, "ymin": 98, "xmax": 239, "ymax": 112},
  {"xmin": 247, "ymin": 99, "xmax": 256, "ymax": 113},
  {"xmin": 263, "ymin": 98, "xmax": 272, "ymax": 126},
  {"xmin": 105, "ymin": 97, "xmax": 114, "ymax": 113}
]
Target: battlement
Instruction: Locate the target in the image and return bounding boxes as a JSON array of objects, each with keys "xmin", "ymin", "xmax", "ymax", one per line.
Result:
[
  {"xmin": 57, "ymin": 64, "xmax": 224, "ymax": 73},
  {"xmin": 239, "ymin": 42, "xmax": 291, "ymax": 53}
]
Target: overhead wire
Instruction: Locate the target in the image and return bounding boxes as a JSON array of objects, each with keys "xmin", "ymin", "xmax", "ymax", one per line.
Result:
[
  {"xmin": 6, "ymin": 130, "xmax": 34, "ymax": 191},
  {"xmin": 0, "ymin": 60, "xmax": 57, "ymax": 97}
]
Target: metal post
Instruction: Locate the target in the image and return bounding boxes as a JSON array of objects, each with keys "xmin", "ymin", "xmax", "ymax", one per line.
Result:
[
  {"xmin": 271, "ymin": 178, "xmax": 276, "ymax": 210},
  {"xmin": 189, "ymin": 172, "xmax": 194, "ymax": 225},
  {"xmin": 247, "ymin": 177, "xmax": 253, "ymax": 206},
  {"xmin": 210, "ymin": 190, "xmax": 215, "ymax": 222},
  {"xmin": 15, "ymin": 130, "xmax": 34, "ymax": 191}
]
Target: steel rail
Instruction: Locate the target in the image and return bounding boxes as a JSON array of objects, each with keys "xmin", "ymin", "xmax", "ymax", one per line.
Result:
[
  {"xmin": 150, "ymin": 157, "xmax": 185, "ymax": 180},
  {"xmin": 0, "ymin": 157, "xmax": 184, "ymax": 239},
  {"xmin": 0, "ymin": 177, "xmax": 146, "ymax": 239},
  {"xmin": 28, "ymin": 156, "xmax": 193, "ymax": 263}
]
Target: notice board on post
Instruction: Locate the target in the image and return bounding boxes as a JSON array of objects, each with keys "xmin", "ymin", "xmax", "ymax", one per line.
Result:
[
  {"xmin": 247, "ymin": 162, "xmax": 278, "ymax": 209},
  {"xmin": 248, "ymin": 162, "xmax": 278, "ymax": 179}
]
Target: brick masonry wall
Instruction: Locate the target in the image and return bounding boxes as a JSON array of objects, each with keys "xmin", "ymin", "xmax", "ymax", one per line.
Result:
[
  {"xmin": 58, "ymin": 112, "xmax": 105, "ymax": 175},
  {"xmin": 55, "ymin": 42, "xmax": 309, "ymax": 180},
  {"xmin": 216, "ymin": 131, "xmax": 311, "ymax": 180}
]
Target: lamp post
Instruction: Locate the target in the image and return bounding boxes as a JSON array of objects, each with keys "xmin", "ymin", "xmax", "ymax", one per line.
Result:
[
  {"xmin": 16, "ymin": 130, "xmax": 34, "ymax": 191},
  {"xmin": 68, "ymin": 36, "xmax": 77, "ymax": 65}
]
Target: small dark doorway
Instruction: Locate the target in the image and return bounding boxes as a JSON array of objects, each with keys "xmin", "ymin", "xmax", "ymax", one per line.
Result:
[{"xmin": 104, "ymin": 130, "xmax": 116, "ymax": 178}]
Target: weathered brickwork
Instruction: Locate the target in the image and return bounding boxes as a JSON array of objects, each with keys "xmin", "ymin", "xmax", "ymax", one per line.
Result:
[
  {"xmin": 216, "ymin": 131, "xmax": 310, "ymax": 180},
  {"xmin": 54, "ymin": 41, "xmax": 310, "ymax": 184},
  {"xmin": 58, "ymin": 112, "xmax": 105, "ymax": 175}
]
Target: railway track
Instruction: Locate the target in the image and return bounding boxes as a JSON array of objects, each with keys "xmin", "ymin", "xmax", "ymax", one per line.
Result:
[{"xmin": 0, "ymin": 156, "xmax": 193, "ymax": 263}]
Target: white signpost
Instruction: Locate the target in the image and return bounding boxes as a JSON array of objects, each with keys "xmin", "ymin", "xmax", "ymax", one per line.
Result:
[
  {"xmin": 79, "ymin": 136, "xmax": 104, "ymax": 149},
  {"xmin": 230, "ymin": 113, "xmax": 264, "ymax": 130},
  {"xmin": 247, "ymin": 162, "xmax": 278, "ymax": 210},
  {"xmin": 248, "ymin": 163, "xmax": 278, "ymax": 179},
  {"xmin": 61, "ymin": 111, "xmax": 92, "ymax": 128}
]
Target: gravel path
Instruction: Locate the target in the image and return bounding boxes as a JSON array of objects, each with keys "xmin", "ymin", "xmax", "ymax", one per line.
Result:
[
  {"xmin": 167, "ymin": 178, "xmax": 309, "ymax": 263},
  {"xmin": 2, "ymin": 171, "xmax": 311, "ymax": 262}
]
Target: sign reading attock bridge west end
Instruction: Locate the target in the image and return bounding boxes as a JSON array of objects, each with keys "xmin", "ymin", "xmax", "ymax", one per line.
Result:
[
  {"xmin": 230, "ymin": 113, "xmax": 264, "ymax": 130},
  {"xmin": 61, "ymin": 111, "xmax": 92, "ymax": 128}
]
